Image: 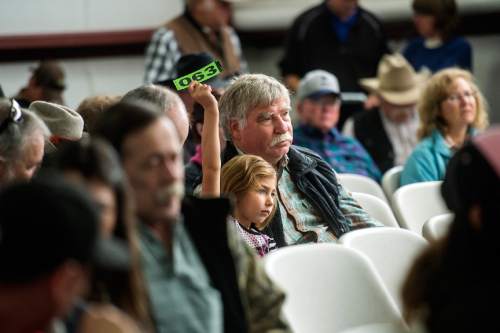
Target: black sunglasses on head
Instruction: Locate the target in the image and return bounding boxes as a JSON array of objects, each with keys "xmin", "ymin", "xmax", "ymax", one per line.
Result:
[{"xmin": 0, "ymin": 99, "xmax": 24, "ymax": 133}]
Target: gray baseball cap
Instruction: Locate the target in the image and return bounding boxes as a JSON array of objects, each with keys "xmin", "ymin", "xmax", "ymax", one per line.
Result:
[{"xmin": 297, "ymin": 70, "xmax": 341, "ymax": 101}]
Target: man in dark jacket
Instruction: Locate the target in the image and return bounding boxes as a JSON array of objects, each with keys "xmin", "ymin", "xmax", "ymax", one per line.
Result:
[
  {"xmin": 94, "ymin": 101, "xmax": 289, "ymax": 333},
  {"xmin": 217, "ymin": 74, "xmax": 380, "ymax": 247},
  {"xmin": 279, "ymin": 0, "xmax": 389, "ymax": 128}
]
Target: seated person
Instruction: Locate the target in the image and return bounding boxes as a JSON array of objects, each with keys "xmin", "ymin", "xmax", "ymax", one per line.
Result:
[
  {"xmin": 400, "ymin": 68, "xmax": 488, "ymax": 185},
  {"xmin": 0, "ymin": 175, "xmax": 135, "ymax": 333},
  {"xmin": 52, "ymin": 137, "xmax": 152, "ymax": 329},
  {"xmin": 294, "ymin": 69, "xmax": 381, "ymax": 181},
  {"xmin": 213, "ymin": 74, "xmax": 381, "ymax": 247},
  {"xmin": 14, "ymin": 60, "xmax": 67, "ymax": 108},
  {"xmin": 0, "ymin": 98, "xmax": 49, "ymax": 188},
  {"xmin": 403, "ymin": 0, "xmax": 472, "ymax": 73},
  {"xmin": 343, "ymin": 53, "xmax": 428, "ymax": 173},
  {"xmin": 76, "ymin": 94, "xmax": 121, "ymax": 133},
  {"xmin": 189, "ymin": 82, "xmax": 277, "ymax": 256}
]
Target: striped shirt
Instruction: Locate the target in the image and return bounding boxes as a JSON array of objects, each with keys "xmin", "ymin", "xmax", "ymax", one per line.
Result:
[{"xmin": 277, "ymin": 166, "xmax": 382, "ymax": 244}]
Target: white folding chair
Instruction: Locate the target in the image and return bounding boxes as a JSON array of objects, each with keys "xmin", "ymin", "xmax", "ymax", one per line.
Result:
[
  {"xmin": 337, "ymin": 173, "xmax": 388, "ymax": 203},
  {"xmin": 381, "ymin": 166, "xmax": 403, "ymax": 201},
  {"xmin": 351, "ymin": 192, "xmax": 399, "ymax": 228},
  {"xmin": 339, "ymin": 228, "xmax": 428, "ymax": 311},
  {"xmin": 264, "ymin": 243, "xmax": 402, "ymax": 333},
  {"xmin": 422, "ymin": 213, "xmax": 454, "ymax": 242},
  {"xmin": 391, "ymin": 181, "xmax": 450, "ymax": 234}
]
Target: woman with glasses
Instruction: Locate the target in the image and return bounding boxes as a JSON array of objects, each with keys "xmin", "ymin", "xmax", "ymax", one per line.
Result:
[{"xmin": 400, "ymin": 68, "xmax": 489, "ymax": 185}]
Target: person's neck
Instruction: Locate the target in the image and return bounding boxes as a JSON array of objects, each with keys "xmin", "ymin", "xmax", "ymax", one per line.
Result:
[
  {"xmin": 444, "ymin": 125, "xmax": 468, "ymax": 148},
  {"xmin": 232, "ymin": 142, "xmax": 282, "ymax": 169},
  {"xmin": 424, "ymin": 33, "xmax": 443, "ymax": 48},
  {"xmin": 234, "ymin": 212, "xmax": 252, "ymax": 229},
  {"xmin": 0, "ymin": 286, "xmax": 53, "ymax": 333},
  {"xmin": 145, "ymin": 219, "xmax": 174, "ymax": 251}
]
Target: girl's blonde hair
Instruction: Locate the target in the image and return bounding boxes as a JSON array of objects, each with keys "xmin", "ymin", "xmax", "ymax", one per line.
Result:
[
  {"xmin": 417, "ymin": 68, "xmax": 489, "ymax": 140},
  {"xmin": 221, "ymin": 154, "xmax": 277, "ymax": 229}
]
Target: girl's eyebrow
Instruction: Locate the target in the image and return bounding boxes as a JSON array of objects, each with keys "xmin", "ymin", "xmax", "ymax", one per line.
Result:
[{"xmin": 260, "ymin": 184, "xmax": 275, "ymax": 191}]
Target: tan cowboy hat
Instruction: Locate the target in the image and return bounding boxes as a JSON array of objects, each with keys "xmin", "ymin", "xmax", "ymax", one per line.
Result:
[{"xmin": 360, "ymin": 53, "xmax": 430, "ymax": 105}]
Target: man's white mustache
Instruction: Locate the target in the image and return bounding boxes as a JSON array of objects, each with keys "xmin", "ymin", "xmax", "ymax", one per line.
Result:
[
  {"xmin": 270, "ymin": 133, "xmax": 293, "ymax": 147},
  {"xmin": 155, "ymin": 182, "xmax": 185, "ymax": 204}
]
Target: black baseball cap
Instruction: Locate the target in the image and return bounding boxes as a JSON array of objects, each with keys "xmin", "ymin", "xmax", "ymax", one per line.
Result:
[{"xmin": 0, "ymin": 175, "xmax": 129, "ymax": 284}]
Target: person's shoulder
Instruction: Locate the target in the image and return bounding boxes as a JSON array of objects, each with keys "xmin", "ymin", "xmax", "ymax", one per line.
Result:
[
  {"xmin": 149, "ymin": 25, "xmax": 175, "ymax": 41},
  {"xmin": 298, "ymin": 3, "xmax": 325, "ymax": 17},
  {"xmin": 182, "ymin": 196, "xmax": 232, "ymax": 223},
  {"xmin": 358, "ymin": 6, "xmax": 384, "ymax": 29},
  {"xmin": 290, "ymin": 144, "xmax": 323, "ymax": 161},
  {"xmin": 406, "ymin": 135, "xmax": 438, "ymax": 165},
  {"xmin": 292, "ymin": 2, "xmax": 326, "ymax": 25},
  {"xmin": 445, "ymin": 36, "xmax": 472, "ymax": 50}
]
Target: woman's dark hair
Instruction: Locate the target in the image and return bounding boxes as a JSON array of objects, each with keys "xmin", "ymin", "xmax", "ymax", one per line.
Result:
[
  {"xmin": 53, "ymin": 137, "xmax": 151, "ymax": 328},
  {"xmin": 412, "ymin": 0, "xmax": 459, "ymax": 40}
]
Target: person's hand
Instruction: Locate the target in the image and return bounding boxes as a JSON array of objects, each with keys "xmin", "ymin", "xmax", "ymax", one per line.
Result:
[{"xmin": 189, "ymin": 81, "xmax": 218, "ymax": 113}]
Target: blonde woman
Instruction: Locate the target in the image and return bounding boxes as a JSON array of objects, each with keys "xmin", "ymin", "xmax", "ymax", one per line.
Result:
[{"xmin": 400, "ymin": 68, "xmax": 488, "ymax": 185}]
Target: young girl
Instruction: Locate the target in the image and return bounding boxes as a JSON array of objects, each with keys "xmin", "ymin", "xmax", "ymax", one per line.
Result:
[{"xmin": 189, "ymin": 81, "xmax": 277, "ymax": 256}]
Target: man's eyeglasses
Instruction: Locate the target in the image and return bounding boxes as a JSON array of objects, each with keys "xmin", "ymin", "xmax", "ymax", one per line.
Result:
[{"xmin": 0, "ymin": 99, "xmax": 24, "ymax": 133}]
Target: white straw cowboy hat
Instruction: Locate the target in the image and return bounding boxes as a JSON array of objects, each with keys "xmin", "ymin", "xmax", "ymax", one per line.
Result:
[
  {"xmin": 360, "ymin": 53, "xmax": 430, "ymax": 105},
  {"xmin": 29, "ymin": 101, "xmax": 84, "ymax": 151}
]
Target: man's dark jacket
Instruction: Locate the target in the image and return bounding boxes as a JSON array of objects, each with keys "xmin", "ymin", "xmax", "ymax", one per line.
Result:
[
  {"xmin": 182, "ymin": 196, "xmax": 247, "ymax": 333},
  {"xmin": 352, "ymin": 108, "xmax": 395, "ymax": 173}
]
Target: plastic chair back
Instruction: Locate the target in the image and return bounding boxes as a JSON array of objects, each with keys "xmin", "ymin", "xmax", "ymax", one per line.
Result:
[{"xmin": 264, "ymin": 243, "xmax": 402, "ymax": 333}]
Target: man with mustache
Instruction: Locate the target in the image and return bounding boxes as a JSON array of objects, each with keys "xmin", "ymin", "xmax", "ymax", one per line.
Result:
[
  {"xmin": 218, "ymin": 74, "xmax": 380, "ymax": 247},
  {"xmin": 94, "ymin": 101, "xmax": 290, "ymax": 333}
]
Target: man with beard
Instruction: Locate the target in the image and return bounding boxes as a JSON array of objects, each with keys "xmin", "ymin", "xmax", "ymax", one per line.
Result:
[
  {"xmin": 94, "ymin": 101, "xmax": 290, "ymax": 333},
  {"xmin": 216, "ymin": 74, "xmax": 380, "ymax": 247}
]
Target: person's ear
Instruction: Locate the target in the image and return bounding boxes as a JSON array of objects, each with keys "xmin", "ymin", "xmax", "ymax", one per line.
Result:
[
  {"xmin": 296, "ymin": 101, "xmax": 305, "ymax": 116},
  {"xmin": 229, "ymin": 119, "xmax": 242, "ymax": 142},
  {"xmin": 50, "ymin": 261, "xmax": 89, "ymax": 317},
  {"xmin": 195, "ymin": 123, "xmax": 203, "ymax": 138}
]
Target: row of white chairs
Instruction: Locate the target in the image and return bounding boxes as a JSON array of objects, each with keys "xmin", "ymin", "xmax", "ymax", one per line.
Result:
[
  {"xmin": 264, "ymin": 227, "xmax": 429, "ymax": 333},
  {"xmin": 337, "ymin": 170, "xmax": 452, "ymax": 240}
]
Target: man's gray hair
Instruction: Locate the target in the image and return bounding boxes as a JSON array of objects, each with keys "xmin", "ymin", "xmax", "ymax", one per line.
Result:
[
  {"xmin": 122, "ymin": 84, "xmax": 186, "ymax": 116},
  {"xmin": 219, "ymin": 74, "xmax": 290, "ymax": 140},
  {"xmin": 0, "ymin": 100, "xmax": 50, "ymax": 165}
]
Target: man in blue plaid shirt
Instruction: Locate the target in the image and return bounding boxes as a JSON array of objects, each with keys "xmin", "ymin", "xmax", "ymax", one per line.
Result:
[{"xmin": 294, "ymin": 70, "xmax": 381, "ymax": 182}]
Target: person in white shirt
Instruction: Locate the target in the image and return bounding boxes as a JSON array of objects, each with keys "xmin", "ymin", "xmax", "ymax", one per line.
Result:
[{"xmin": 343, "ymin": 53, "xmax": 429, "ymax": 173}]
